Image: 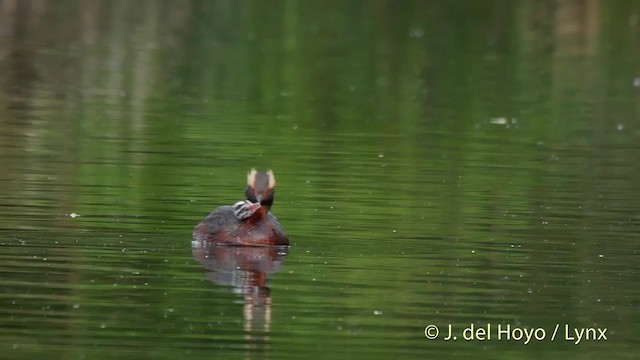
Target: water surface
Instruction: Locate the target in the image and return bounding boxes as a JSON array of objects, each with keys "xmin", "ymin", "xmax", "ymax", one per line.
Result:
[{"xmin": 1, "ymin": 1, "xmax": 639, "ymax": 359}]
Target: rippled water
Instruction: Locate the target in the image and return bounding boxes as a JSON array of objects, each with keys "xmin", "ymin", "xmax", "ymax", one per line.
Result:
[{"xmin": 1, "ymin": 1, "xmax": 640, "ymax": 359}]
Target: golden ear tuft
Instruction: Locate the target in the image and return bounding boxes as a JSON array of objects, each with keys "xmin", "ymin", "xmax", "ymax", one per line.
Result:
[
  {"xmin": 267, "ymin": 169, "xmax": 276, "ymax": 189},
  {"xmin": 247, "ymin": 168, "xmax": 257, "ymax": 188}
]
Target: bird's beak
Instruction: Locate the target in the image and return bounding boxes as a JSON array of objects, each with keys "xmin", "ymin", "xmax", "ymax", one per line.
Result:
[
  {"xmin": 248, "ymin": 202, "xmax": 261, "ymax": 211},
  {"xmin": 255, "ymin": 194, "xmax": 263, "ymax": 203}
]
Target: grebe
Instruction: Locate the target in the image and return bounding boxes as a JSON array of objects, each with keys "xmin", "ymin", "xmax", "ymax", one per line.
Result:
[{"xmin": 192, "ymin": 169, "xmax": 288, "ymax": 246}]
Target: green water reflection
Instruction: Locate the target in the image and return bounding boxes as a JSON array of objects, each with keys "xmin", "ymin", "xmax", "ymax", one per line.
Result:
[{"xmin": 0, "ymin": 1, "xmax": 639, "ymax": 359}]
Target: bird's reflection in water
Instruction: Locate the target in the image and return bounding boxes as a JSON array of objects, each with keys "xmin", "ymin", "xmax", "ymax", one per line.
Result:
[{"xmin": 192, "ymin": 242, "xmax": 288, "ymax": 347}]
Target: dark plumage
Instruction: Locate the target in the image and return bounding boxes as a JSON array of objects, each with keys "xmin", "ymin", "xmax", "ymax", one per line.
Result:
[{"xmin": 192, "ymin": 170, "xmax": 288, "ymax": 246}]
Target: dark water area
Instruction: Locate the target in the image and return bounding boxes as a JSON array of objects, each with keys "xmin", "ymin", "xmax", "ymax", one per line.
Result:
[{"xmin": 1, "ymin": 1, "xmax": 639, "ymax": 359}]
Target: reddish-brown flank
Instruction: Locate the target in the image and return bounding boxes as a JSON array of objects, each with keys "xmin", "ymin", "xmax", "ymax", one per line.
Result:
[{"xmin": 193, "ymin": 206, "xmax": 288, "ymax": 246}]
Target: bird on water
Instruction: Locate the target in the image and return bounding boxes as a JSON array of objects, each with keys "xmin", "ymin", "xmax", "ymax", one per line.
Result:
[{"xmin": 193, "ymin": 169, "xmax": 289, "ymax": 246}]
